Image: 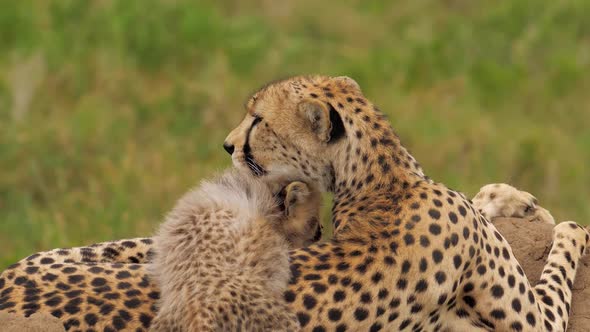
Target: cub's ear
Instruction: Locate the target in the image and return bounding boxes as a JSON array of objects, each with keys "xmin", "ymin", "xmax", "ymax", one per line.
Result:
[
  {"xmin": 284, "ymin": 181, "xmax": 311, "ymax": 217},
  {"xmin": 298, "ymin": 99, "xmax": 346, "ymax": 143}
]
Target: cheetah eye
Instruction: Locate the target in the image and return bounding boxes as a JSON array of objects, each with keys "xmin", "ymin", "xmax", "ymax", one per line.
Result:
[{"xmin": 252, "ymin": 115, "xmax": 263, "ymax": 127}]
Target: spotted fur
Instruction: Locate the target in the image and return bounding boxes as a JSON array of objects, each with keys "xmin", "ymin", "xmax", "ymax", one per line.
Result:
[
  {"xmin": 149, "ymin": 170, "xmax": 321, "ymax": 331},
  {"xmin": 220, "ymin": 75, "xmax": 590, "ymax": 331},
  {"xmin": 1, "ymin": 75, "xmax": 588, "ymax": 332}
]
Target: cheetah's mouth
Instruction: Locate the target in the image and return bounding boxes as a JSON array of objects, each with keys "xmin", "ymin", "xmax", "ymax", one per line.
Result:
[
  {"xmin": 242, "ymin": 125, "xmax": 267, "ymax": 177},
  {"xmin": 245, "ymin": 154, "xmax": 266, "ymax": 177}
]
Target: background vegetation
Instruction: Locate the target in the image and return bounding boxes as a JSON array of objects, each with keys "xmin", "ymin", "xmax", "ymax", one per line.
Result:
[{"xmin": 1, "ymin": 0, "xmax": 589, "ymax": 269}]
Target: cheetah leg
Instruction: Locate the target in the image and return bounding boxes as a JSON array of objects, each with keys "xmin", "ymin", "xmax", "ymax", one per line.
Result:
[
  {"xmin": 20, "ymin": 238, "xmax": 154, "ymax": 265},
  {"xmin": 534, "ymin": 221, "xmax": 589, "ymax": 331}
]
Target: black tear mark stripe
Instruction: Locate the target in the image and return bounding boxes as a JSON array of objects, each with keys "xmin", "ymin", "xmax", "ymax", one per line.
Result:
[{"xmin": 244, "ymin": 116, "xmax": 267, "ymax": 176}]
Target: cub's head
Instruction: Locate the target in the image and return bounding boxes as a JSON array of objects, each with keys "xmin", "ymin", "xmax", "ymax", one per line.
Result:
[{"xmin": 223, "ymin": 75, "xmax": 361, "ymax": 192}]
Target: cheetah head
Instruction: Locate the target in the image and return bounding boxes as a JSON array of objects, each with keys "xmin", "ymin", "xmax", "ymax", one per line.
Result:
[{"xmin": 223, "ymin": 75, "xmax": 361, "ymax": 192}]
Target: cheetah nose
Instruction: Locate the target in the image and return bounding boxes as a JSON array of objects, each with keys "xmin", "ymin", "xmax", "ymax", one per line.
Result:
[{"xmin": 223, "ymin": 143, "xmax": 235, "ymax": 155}]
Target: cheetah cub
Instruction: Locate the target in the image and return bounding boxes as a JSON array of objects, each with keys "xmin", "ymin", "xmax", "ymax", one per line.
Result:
[
  {"xmin": 473, "ymin": 183, "xmax": 555, "ymax": 224},
  {"xmin": 149, "ymin": 169, "xmax": 322, "ymax": 332}
]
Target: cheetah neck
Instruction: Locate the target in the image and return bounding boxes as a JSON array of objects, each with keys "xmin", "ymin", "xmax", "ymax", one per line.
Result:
[{"xmin": 329, "ymin": 104, "xmax": 428, "ymax": 235}]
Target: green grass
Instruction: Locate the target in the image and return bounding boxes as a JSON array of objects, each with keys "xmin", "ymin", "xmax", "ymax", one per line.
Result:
[{"xmin": 1, "ymin": 0, "xmax": 589, "ymax": 269}]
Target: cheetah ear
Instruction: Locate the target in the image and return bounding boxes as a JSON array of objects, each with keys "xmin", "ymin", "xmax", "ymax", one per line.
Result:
[
  {"xmin": 334, "ymin": 76, "xmax": 361, "ymax": 92},
  {"xmin": 298, "ymin": 100, "xmax": 346, "ymax": 143}
]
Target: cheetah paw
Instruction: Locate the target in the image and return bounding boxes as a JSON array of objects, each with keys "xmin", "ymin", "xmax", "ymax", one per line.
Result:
[{"xmin": 472, "ymin": 183, "xmax": 555, "ymax": 224}]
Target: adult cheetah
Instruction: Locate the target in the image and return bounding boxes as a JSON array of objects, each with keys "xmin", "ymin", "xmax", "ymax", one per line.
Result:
[
  {"xmin": 149, "ymin": 170, "xmax": 322, "ymax": 331},
  {"xmin": 1, "ymin": 75, "xmax": 588, "ymax": 332},
  {"xmin": 220, "ymin": 75, "xmax": 588, "ymax": 331}
]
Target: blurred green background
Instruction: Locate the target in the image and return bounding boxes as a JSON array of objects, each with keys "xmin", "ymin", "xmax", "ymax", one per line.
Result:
[{"xmin": 1, "ymin": 0, "xmax": 589, "ymax": 269}]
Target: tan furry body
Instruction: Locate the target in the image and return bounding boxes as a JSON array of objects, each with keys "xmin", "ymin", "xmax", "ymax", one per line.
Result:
[{"xmin": 149, "ymin": 170, "xmax": 320, "ymax": 331}]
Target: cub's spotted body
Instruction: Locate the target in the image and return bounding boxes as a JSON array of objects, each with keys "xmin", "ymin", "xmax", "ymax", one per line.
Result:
[
  {"xmin": 1, "ymin": 75, "xmax": 588, "ymax": 332},
  {"xmin": 149, "ymin": 170, "xmax": 322, "ymax": 331}
]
